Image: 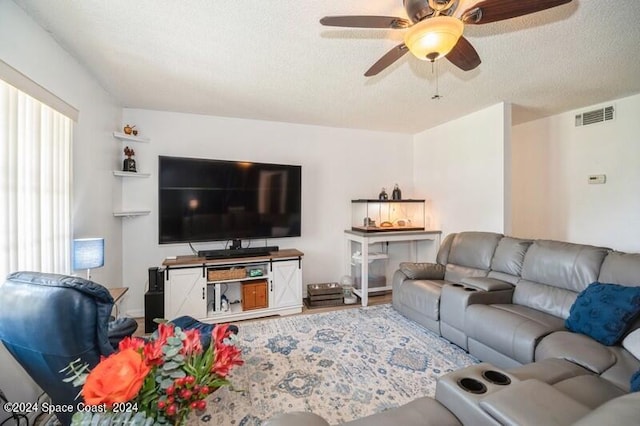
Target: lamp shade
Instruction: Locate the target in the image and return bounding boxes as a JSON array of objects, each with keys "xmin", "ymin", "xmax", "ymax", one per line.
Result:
[
  {"xmin": 73, "ymin": 238, "xmax": 105, "ymax": 270},
  {"xmin": 403, "ymin": 16, "xmax": 464, "ymax": 61}
]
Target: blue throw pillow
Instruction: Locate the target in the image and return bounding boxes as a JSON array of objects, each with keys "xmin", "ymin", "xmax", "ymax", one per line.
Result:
[
  {"xmin": 565, "ymin": 282, "xmax": 640, "ymax": 346},
  {"xmin": 631, "ymin": 370, "xmax": 640, "ymax": 392}
]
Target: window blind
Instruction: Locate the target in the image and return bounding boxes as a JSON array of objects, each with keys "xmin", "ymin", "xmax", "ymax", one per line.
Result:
[{"xmin": 0, "ymin": 78, "xmax": 73, "ymax": 279}]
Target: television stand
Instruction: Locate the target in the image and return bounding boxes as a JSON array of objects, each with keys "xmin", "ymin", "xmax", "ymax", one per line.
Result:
[
  {"xmin": 162, "ymin": 249, "xmax": 303, "ymax": 323},
  {"xmin": 198, "ymin": 246, "xmax": 279, "ymax": 259}
]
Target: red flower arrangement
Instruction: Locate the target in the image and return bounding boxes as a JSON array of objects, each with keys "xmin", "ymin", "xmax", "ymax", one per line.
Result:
[{"xmin": 66, "ymin": 322, "xmax": 243, "ymax": 425}]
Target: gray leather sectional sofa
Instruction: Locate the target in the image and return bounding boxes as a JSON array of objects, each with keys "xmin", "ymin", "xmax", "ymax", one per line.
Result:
[{"xmin": 266, "ymin": 232, "xmax": 640, "ymax": 425}]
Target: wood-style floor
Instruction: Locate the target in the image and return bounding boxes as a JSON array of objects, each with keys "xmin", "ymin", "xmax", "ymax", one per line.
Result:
[{"xmin": 134, "ymin": 292, "xmax": 392, "ymax": 337}]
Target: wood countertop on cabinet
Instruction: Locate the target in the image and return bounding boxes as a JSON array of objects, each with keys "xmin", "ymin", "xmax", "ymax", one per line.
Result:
[{"xmin": 162, "ymin": 248, "xmax": 304, "ymax": 267}]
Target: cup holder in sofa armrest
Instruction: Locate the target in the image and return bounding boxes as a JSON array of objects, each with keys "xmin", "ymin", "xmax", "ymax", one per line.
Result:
[
  {"xmin": 457, "ymin": 378, "xmax": 488, "ymax": 394},
  {"xmin": 451, "ymin": 283, "xmax": 464, "ymax": 287},
  {"xmin": 482, "ymin": 370, "xmax": 511, "ymax": 386},
  {"xmin": 464, "ymin": 287, "xmax": 477, "ymax": 292}
]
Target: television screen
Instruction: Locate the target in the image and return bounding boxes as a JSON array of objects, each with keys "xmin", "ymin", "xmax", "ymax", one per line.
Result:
[{"xmin": 158, "ymin": 156, "xmax": 301, "ymax": 244}]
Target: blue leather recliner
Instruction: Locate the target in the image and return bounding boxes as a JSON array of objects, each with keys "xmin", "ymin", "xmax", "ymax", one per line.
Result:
[
  {"xmin": 0, "ymin": 271, "xmax": 238, "ymax": 425},
  {"xmin": 0, "ymin": 272, "xmax": 130, "ymax": 425}
]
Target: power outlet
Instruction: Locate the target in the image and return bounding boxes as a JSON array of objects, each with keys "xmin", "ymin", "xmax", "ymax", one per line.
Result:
[{"xmin": 588, "ymin": 174, "xmax": 606, "ymax": 184}]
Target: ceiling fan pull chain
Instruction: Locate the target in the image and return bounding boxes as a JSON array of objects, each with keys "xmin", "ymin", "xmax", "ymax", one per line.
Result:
[{"xmin": 432, "ymin": 60, "xmax": 442, "ymax": 100}]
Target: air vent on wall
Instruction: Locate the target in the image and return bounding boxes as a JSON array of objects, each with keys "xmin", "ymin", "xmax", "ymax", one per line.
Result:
[{"xmin": 575, "ymin": 105, "xmax": 615, "ymax": 127}]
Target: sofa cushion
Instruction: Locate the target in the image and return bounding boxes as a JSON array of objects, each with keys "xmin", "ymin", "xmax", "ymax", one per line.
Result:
[
  {"xmin": 447, "ymin": 232, "xmax": 502, "ymax": 271},
  {"xmin": 436, "ymin": 233, "xmax": 456, "ymax": 265},
  {"xmin": 508, "ymin": 358, "xmax": 591, "ymax": 385},
  {"xmin": 520, "ymin": 240, "xmax": 609, "ymax": 293},
  {"xmin": 478, "ymin": 379, "xmax": 591, "ymax": 426},
  {"xmin": 490, "ymin": 236, "xmax": 532, "ymax": 277},
  {"xmin": 572, "ymin": 392, "xmax": 640, "ymax": 426},
  {"xmin": 466, "ymin": 304, "xmax": 565, "ymax": 364},
  {"xmin": 535, "ymin": 331, "xmax": 616, "ymax": 374},
  {"xmin": 399, "ymin": 262, "xmax": 445, "ymax": 280},
  {"xmin": 513, "ymin": 281, "xmax": 578, "ymax": 319},
  {"xmin": 394, "ymin": 279, "xmax": 444, "ymax": 322},
  {"xmin": 565, "ymin": 282, "xmax": 640, "ymax": 345},
  {"xmin": 598, "ymin": 251, "xmax": 640, "ymax": 287},
  {"xmin": 553, "ymin": 374, "xmax": 626, "ymax": 409}
]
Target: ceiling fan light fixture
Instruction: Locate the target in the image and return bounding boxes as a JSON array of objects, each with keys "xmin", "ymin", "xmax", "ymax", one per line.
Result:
[{"xmin": 403, "ymin": 16, "xmax": 463, "ymax": 61}]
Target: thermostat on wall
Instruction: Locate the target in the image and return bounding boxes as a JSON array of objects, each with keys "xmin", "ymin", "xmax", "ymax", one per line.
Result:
[{"xmin": 588, "ymin": 174, "xmax": 606, "ymax": 184}]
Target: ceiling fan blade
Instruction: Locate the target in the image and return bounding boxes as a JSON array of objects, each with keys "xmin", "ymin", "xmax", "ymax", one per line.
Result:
[
  {"xmin": 320, "ymin": 16, "xmax": 412, "ymax": 29},
  {"xmin": 446, "ymin": 36, "xmax": 481, "ymax": 71},
  {"xmin": 364, "ymin": 43, "xmax": 409, "ymax": 77},
  {"xmin": 461, "ymin": 0, "xmax": 572, "ymax": 24}
]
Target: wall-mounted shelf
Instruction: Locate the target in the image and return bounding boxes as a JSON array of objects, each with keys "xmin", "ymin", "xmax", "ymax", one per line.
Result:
[
  {"xmin": 113, "ymin": 210, "xmax": 151, "ymax": 218},
  {"xmin": 113, "ymin": 130, "xmax": 151, "ymax": 217},
  {"xmin": 113, "ymin": 171, "xmax": 150, "ymax": 178},
  {"xmin": 113, "ymin": 131, "xmax": 150, "ymax": 143}
]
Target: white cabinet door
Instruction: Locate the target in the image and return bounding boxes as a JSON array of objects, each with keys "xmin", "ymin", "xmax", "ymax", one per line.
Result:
[
  {"xmin": 271, "ymin": 259, "xmax": 302, "ymax": 309},
  {"xmin": 165, "ymin": 267, "xmax": 206, "ymax": 319}
]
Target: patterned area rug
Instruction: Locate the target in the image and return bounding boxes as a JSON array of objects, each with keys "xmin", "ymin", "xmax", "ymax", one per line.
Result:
[{"xmin": 196, "ymin": 304, "xmax": 478, "ymax": 425}]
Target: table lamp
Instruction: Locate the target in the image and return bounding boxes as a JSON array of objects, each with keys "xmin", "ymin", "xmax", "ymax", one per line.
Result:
[{"xmin": 73, "ymin": 238, "xmax": 104, "ymax": 280}]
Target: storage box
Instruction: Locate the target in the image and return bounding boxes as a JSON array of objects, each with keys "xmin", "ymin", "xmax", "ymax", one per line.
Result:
[
  {"xmin": 351, "ymin": 252, "xmax": 388, "ymax": 289},
  {"xmin": 307, "ymin": 282, "xmax": 343, "ymax": 307},
  {"xmin": 351, "ymin": 199, "xmax": 425, "ymax": 232},
  {"xmin": 207, "ymin": 267, "xmax": 246, "ymax": 281}
]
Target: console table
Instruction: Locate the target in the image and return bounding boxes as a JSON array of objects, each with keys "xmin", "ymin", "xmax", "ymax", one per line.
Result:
[
  {"xmin": 344, "ymin": 230, "xmax": 441, "ymax": 306},
  {"xmin": 162, "ymin": 249, "xmax": 303, "ymax": 323}
]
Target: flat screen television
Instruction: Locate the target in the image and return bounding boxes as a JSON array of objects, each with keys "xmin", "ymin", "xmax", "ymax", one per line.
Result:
[{"xmin": 158, "ymin": 156, "xmax": 301, "ymax": 244}]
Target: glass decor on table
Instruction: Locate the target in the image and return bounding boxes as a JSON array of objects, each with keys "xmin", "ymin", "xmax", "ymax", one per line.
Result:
[{"xmin": 350, "ymin": 199, "xmax": 425, "ymax": 233}]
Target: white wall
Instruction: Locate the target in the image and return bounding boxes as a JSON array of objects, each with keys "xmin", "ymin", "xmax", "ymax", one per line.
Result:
[
  {"xmin": 0, "ymin": 0, "xmax": 122, "ymax": 285},
  {"xmin": 412, "ymin": 103, "xmax": 510, "ymax": 238},
  {"xmin": 0, "ymin": 0, "xmax": 121, "ymax": 416},
  {"xmin": 119, "ymin": 109, "xmax": 413, "ymax": 315},
  {"xmin": 512, "ymin": 94, "xmax": 640, "ymax": 251}
]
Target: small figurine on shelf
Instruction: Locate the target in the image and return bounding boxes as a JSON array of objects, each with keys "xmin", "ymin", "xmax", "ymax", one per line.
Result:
[
  {"xmin": 392, "ymin": 183, "xmax": 402, "ymax": 200},
  {"xmin": 123, "ymin": 124, "xmax": 136, "ymax": 135},
  {"xmin": 378, "ymin": 187, "xmax": 388, "ymax": 200},
  {"xmin": 123, "ymin": 146, "xmax": 137, "ymax": 172}
]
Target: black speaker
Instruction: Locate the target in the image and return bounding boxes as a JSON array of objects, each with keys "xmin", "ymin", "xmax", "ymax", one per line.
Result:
[
  {"xmin": 144, "ymin": 291, "xmax": 164, "ymax": 333},
  {"xmin": 148, "ymin": 267, "xmax": 165, "ymax": 292}
]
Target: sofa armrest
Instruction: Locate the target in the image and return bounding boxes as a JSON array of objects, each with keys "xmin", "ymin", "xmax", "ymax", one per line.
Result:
[
  {"xmin": 479, "ymin": 379, "xmax": 591, "ymax": 426},
  {"xmin": 263, "ymin": 412, "xmax": 330, "ymax": 426},
  {"xmin": 440, "ymin": 285, "xmax": 514, "ymax": 348},
  {"xmin": 399, "ymin": 262, "xmax": 445, "ymax": 280},
  {"xmin": 461, "ymin": 277, "xmax": 513, "ymax": 291}
]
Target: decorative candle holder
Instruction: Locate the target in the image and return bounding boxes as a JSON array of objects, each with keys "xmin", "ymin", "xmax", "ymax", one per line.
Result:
[{"xmin": 123, "ymin": 146, "xmax": 137, "ymax": 172}]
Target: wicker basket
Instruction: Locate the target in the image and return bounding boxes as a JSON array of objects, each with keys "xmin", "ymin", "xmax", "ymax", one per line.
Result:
[{"xmin": 207, "ymin": 267, "xmax": 246, "ymax": 281}]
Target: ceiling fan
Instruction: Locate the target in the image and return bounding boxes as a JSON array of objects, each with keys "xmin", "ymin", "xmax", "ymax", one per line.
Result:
[{"xmin": 320, "ymin": 0, "xmax": 572, "ymax": 76}]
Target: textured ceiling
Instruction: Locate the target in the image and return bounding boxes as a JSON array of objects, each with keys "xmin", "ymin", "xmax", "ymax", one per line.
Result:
[{"xmin": 14, "ymin": 0, "xmax": 640, "ymax": 134}]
